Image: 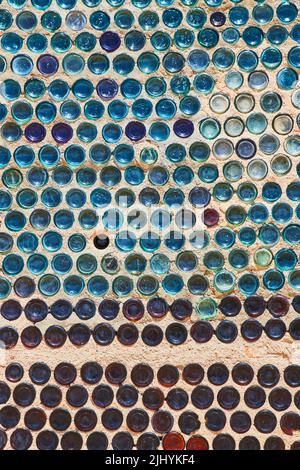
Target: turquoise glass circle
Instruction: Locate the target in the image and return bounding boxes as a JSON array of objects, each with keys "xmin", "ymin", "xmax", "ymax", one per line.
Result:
[
  {"xmin": 87, "ymin": 276, "xmax": 109, "ymax": 296},
  {"xmin": 36, "ymin": 101, "xmax": 57, "ymax": 124},
  {"xmin": 263, "ymin": 269, "xmax": 285, "ymax": 291},
  {"xmin": 68, "ymin": 233, "xmax": 86, "ymax": 252},
  {"xmin": 17, "ymin": 232, "xmax": 38, "ymax": 253},
  {"xmin": 112, "ymin": 275, "xmax": 133, "ymax": 296},
  {"xmin": 14, "ymin": 146, "xmax": 34, "ymax": 168},
  {"xmin": 42, "ymin": 231, "xmax": 62, "ymax": 252},
  {"xmin": 0, "ymin": 277, "xmax": 11, "ymax": 299},
  {"xmin": 5, "ymin": 210, "xmax": 26, "ymax": 232},
  {"xmin": 52, "ymin": 254, "xmax": 73, "ymax": 275},
  {"xmin": 39, "ymin": 274, "xmax": 61, "ymax": 296},
  {"xmin": 150, "ymin": 253, "xmax": 170, "ymax": 275},
  {"xmin": 238, "ymin": 273, "xmax": 259, "ymax": 295},
  {"xmin": 162, "ymin": 274, "xmax": 184, "ymax": 295},
  {"xmin": 63, "ymin": 275, "xmax": 84, "ymax": 296},
  {"xmin": 38, "ymin": 145, "xmax": 60, "ymax": 168}
]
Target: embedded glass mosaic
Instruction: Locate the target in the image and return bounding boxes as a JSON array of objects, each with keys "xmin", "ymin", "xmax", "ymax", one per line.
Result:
[
  {"xmin": 0, "ymin": 0, "xmax": 300, "ymax": 451},
  {"xmin": 1, "ymin": 360, "xmax": 300, "ymax": 450}
]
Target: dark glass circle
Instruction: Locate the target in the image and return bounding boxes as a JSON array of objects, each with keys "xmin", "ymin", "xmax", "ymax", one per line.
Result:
[
  {"xmin": 75, "ymin": 298, "xmax": 96, "ymax": 320},
  {"xmin": 294, "ymin": 390, "xmax": 300, "ymax": 409},
  {"xmin": 239, "ymin": 436, "xmax": 260, "ymax": 450},
  {"xmin": 136, "ymin": 433, "xmax": 160, "ymax": 450},
  {"xmin": 264, "ymin": 436, "xmax": 285, "ymax": 450},
  {"xmin": 207, "ymin": 363, "xmax": 229, "ymax": 385},
  {"xmin": 74, "ymin": 408, "xmax": 97, "ymax": 432},
  {"xmin": 232, "ymin": 363, "xmax": 254, "ymax": 385},
  {"xmin": 66, "ymin": 385, "xmax": 88, "ymax": 408},
  {"xmin": 269, "ymin": 387, "xmax": 292, "ymax": 411},
  {"xmin": 0, "ymin": 405, "xmax": 20, "ymax": 429},
  {"xmin": 24, "ymin": 299, "xmax": 48, "ymax": 323},
  {"xmin": 280, "ymin": 412, "xmax": 300, "ymax": 436},
  {"xmin": 81, "ymin": 362, "xmax": 102, "ymax": 384},
  {"xmin": 10, "ymin": 429, "xmax": 32, "ymax": 450},
  {"xmin": 36, "ymin": 430, "xmax": 58, "ymax": 450},
  {"xmin": 292, "ymin": 295, "xmax": 300, "ymax": 313},
  {"xmin": 105, "ymin": 363, "xmax": 127, "ymax": 385},
  {"xmin": 100, "ymin": 31, "xmax": 121, "ymax": 53},
  {"xmin": 182, "ymin": 364, "xmax": 204, "ymax": 385},
  {"xmin": 125, "ymin": 121, "xmax": 146, "ymax": 141},
  {"xmin": 190, "ymin": 321, "xmax": 214, "ymax": 343},
  {"xmin": 0, "ymin": 382, "xmax": 10, "ymax": 404},
  {"xmin": 5, "ymin": 363, "xmax": 23, "ymax": 382},
  {"xmin": 94, "ymin": 234, "xmax": 109, "ymax": 249},
  {"xmin": 284, "ymin": 365, "xmax": 300, "ymax": 387},
  {"xmin": 29, "ymin": 362, "xmax": 51, "ymax": 385},
  {"xmin": 257, "ymin": 364, "xmax": 280, "ymax": 388},
  {"xmin": 49, "ymin": 408, "xmax": 72, "ymax": 431},
  {"xmin": 244, "ymin": 386, "xmax": 266, "ymax": 409},
  {"xmin": 127, "ymin": 408, "xmax": 149, "ymax": 432},
  {"xmin": 116, "ymin": 385, "xmax": 138, "ymax": 408},
  {"xmin": 205, "ymin": 408, "xmax": 226, "ymax": 432},
  {"xmin": 112, "ymin": 432, "xmax": 134, "ymax": 450},
  {"xmin": 254, "ymin": 410, "xmax": 277, "ymax": 433},
  {"xmin": 142, "ymin": 324, "xmax": 163, "ymax": 346},
  {"xmin": 21, "ymin": 326, "xmax": 42, "ymax": 348},
  {"xmin": 241, "ymin": 319, "xmax": 263, "ymax": 342},
  {"xmin": 0, "ymin": 327, "xmax": 18, "ymax": 349},
  {"xmin": 230, "ymin": 411, "xmax": 251, "ymax": 434},
  {"xmin": 142, "ymin": 387, "xmax": 164, "ymax": 411},
  {"xmin": 131, "ymin": 364, "xmax": 154, "ymax": 387},
  {"xmin": 54, "ymin": 362, "xmax": 76, "ymax": 386},
  {"xmin": 244, "ymin": 295, "xmax": 266, "ymax": 317},
  {"xmin": 191, "ymin": 385, "xmax": 214, "ymax": 409},
  {"xmin": 117, "ymin": 323, "xmax": 139, "ymax": 345},
  {"xmin": 290, "ymin": 319, "xmax": 300, "ymax": 340},
  {"xmin": 1, "ymin": 300, "xmax": 22, "ymax": 321},
  {"xmin": 152, "ymin": 410, "xmax": 174, "ymax": 434},
  {"xmin": 50, "ymin": 299, "xmax": 72, "ymax": 320},
  {"xmin": 45, "ymin": 325, "xmax": 67, "ymax": 348},
  {"xmin": 99, "ymin": 299, "xmax": 119, "ymax": 320},
  {"xmin": 170, "ymin": 298, "xmax": 193, "ymax": 320},
  {"xmin": 101, "ymin": 408, "xmax": 123, "ymax": 430},
  {"xmin": 166, "ymin": 388, "xmax": 188, "ymax": 410},
  {"xmin": 186, "ymin": 435, "xmax": 209, "ymax": 450},
  {"xmin": 13, "ymin": 383, "xmax": 36, "ymax": 407},
  {"xmin": 212, "ymin": 434, "xmax": 236, "ymax": 450},
  {"xmin": 24, "ymin": 408, "xmax": 46, "ymax": 431},
  {"xmin": 210, "ymin": 11, "xmax": 226, "ymax": 27},
  {"xmin": 267, "ymin": 295, "xmax": 289, "ymax": 317},
  {"xmin": 179, "ymin": 411, "xmax": 200, "ymax": 435},
  {"xmin": 0, "ymin": 430, "xmax": 7, "ymax": 450},
  {"xmin": 217, "ymin": 387, "xmax": 240, "ymax": 410},
  {"xmin": 61, "ymin": 431, "xmax": 83, "ymax": 450},
  {"xmin": 93, "ymin": 323, "xmax": 115, "ymax": 346},
  {"xmin": 165, "ymin": 323, "xmax": 188, "ymax": 345},
  {"xmin": 157, "ymin": 365, "xmax": 179, "ymax": 387},
  {"xmin": 92, "ymin": 384, "xmax": 114, "ymax": 408},
  {"xmin": 68, "ymin": 323, "xmax": 91, "ymax": 346},
  {"xmin": 40, "ymin": 385, "xmax": 62, "ymax": 408},
  {"xmin": 14, "ymin": 276, "xmax": 35, "ymax": 298},
  {"xmin": 123, "ymin": 299, "xmax": 144, "ymax": 321},
  {"xmin": 265, "ymin": 319, "xmax": 286, "ymax": 340},
  {"xmin": 86, "ymin": 432, "xmax": 108, "ymax": 450},
  {"xmin": 147, "ymin": 297, "xmax": 168, "ymax": 318},
  {"xmin": 215, "ymin": 320, "xmax": 238, "ymax": 343},
  {"xmin": 219, "ymin": 296, "xmax": 242, "ymax": 317},
  {"xmin": 96, "ymin": 78, "xmax": 118, "ymax": 101},
  {"xmin": 236, "ymin": 138, "xmax": 257, "ymax": 159},
  {"xmin": 291, "ymin": 441, "xmax": 300, "ymax": 450}
]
